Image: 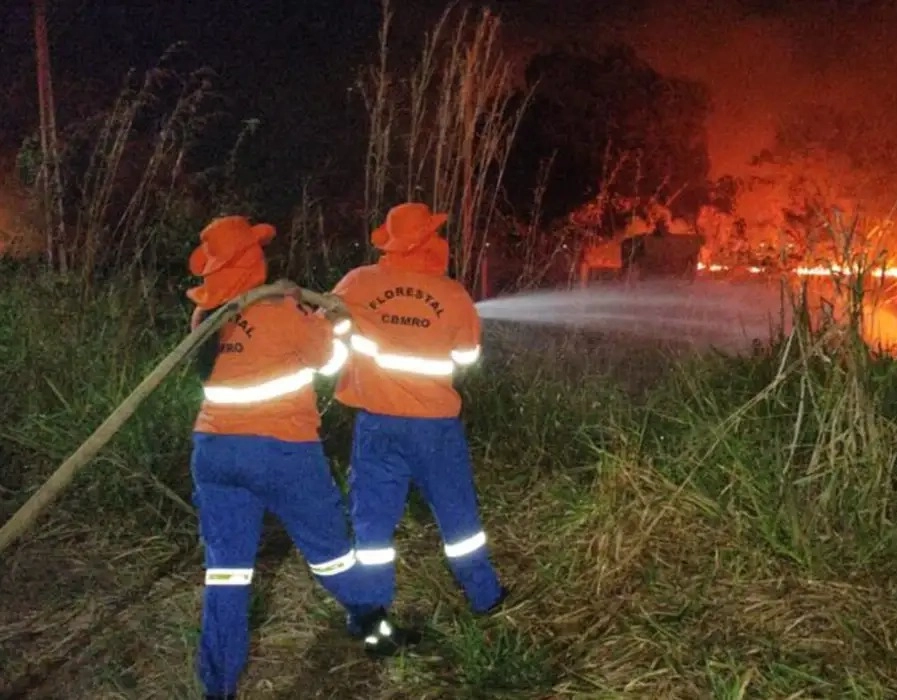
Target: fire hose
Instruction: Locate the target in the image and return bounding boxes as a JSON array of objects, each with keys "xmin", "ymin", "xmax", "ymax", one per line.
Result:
[{"xmin": 0, "ymin": 280, "xmax": 346, "ymax": 555}]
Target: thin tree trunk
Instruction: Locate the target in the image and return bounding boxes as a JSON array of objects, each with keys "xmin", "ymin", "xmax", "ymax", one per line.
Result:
[{"xmin": 33, "ymin": 0, "xmax": 67, "ymax": 272}]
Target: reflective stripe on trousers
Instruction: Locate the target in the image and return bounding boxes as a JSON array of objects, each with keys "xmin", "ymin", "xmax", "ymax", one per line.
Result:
[
  {"xmin": 355, "ymin": 546, "xmax": 397, "ymax": 566},
  {"xmin": 205, "ymin": 567, "xmax": 254, "ymax": 586},
  {"xmin": 308, "ymin": 549, "xmax": 357, "ymax": 576},
  {"xmin": 443, "ymin": 531, "xmax": 487, "ymax": 558},
  {"xmin": 354, "ymin": 532, "xmax": 486, "ymax": 569}
]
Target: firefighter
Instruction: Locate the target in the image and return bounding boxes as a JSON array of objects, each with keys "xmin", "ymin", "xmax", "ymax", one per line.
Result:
[
  {"xmin": 186, "ymin": 216, "xmax": 413, "ymax": 700},
  {"xmin": 329, "ymin": 202, "xmax": 508, "ymax": 633}
]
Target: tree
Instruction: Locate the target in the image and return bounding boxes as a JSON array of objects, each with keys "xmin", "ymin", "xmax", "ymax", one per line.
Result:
[
  {"xmin": 503, "ymin": 45, "xmax": 712, "ymax": 226},
  {"xmin": 721, "ymin": 104, "xmax": 897, "ymax": 263}
]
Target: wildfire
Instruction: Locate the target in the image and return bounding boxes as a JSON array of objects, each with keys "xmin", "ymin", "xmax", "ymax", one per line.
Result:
[{"xmin": 696, "ymin": 262, "xmax": 897, "ymax": 278}]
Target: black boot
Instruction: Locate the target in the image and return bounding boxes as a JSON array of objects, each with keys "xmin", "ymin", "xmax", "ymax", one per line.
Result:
[
  {"xmin": 351, "ymin": 607, "xmax": 421, "ymax": 657},
  {"xmin": 474, "ymin": 585, "xmax": 511, "ymax": 616},
  {"xmin": 205, "ymin": 695, "xmax": 235, "ymax": 700}
]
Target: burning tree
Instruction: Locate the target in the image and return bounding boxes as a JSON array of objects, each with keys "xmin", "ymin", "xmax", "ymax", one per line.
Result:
[{"xmin": 706, "ymin": 104, "xmax": 897, "ymax": 268}]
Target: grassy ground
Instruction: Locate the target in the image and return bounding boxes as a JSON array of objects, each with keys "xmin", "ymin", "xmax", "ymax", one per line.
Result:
[{"xmin": 2, "ymin": 270, "xmax": 897, "ymax": 699}]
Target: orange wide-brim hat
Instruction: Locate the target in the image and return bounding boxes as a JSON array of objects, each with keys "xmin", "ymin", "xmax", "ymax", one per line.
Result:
[
  {"xmin": 371, "ymin": 202, "xmax": 448, "ymax": 253},
  {"xmin": 186, "ymin": 216, "xmax": 276, "ymax": 309}
]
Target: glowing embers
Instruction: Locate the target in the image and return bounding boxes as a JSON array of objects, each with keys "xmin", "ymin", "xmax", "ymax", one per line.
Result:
[{"xmin": 697, "ymin": 261, "xmax": 897, "ymax": 278}]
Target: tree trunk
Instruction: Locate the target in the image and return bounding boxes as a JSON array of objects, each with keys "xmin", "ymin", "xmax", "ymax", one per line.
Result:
[{"xmin": 33, "ymin": 0, "xmax": 67, "ymax": 272}]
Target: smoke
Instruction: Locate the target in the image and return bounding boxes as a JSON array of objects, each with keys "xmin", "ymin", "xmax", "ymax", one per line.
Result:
[{"xmin": 607, "ymin": 0, "xmax": 897, "ymax": 180}]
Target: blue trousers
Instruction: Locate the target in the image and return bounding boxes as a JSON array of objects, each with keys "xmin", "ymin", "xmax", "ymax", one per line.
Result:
[
  {"xmin": 191, "ymin": 433, "xmax": 375, "ymax": 696},
  {"xmin": 348, "ymin": 411, "xmax": 502, "ymax": 613}
]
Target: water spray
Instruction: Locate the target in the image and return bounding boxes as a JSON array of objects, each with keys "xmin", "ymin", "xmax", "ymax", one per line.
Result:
[{"xmin": 474, "ymin": 278, "xmax": 790, "ymax": 352}]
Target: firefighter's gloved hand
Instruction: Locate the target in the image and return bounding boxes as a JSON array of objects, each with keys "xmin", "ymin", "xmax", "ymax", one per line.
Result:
[
  {"xmin": 320, "ymin": 293, "xmax": 351, "ymax": 327},
  {"xmin": 320, "ymin": 292, "xmax": 346, "ymax": 315},
  {"xmin": 274, "ymin": 279, "xmax": 303, "ymax": 303}
]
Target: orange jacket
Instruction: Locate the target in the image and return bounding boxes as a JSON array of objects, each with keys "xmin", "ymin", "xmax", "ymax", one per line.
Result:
[
  {"xmin": 331, "ymin": 264, "xmax": 481, "ymax": 419},
  {"xmin": 193, "ymin": 298, "xmax": 345, "ymax": 442}
]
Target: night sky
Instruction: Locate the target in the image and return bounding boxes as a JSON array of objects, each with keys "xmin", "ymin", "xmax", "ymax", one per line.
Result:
[
  {"xmin": 2, "ymin": 1, "xmax": 384, "ymax": 180},
  {"xmin": 2, "ymin": 0, "xmax": 895, "ymax": 212}
]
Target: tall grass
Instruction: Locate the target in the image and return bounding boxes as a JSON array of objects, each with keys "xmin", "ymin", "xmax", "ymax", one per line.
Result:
[
  {"xmin": 359, "ymin": 0, "xmax": 532, "ymax": 293},
  {"xmin": 15, "ymin": 44, "xmax": 253, "ymax": 298},
  {"xmin": 5, "ymin": 212, "xmax": 897, "ymax": 697}
]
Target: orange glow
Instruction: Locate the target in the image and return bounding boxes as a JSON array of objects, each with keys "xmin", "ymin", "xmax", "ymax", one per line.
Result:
[
  {"xmin": 695, "ymin": 260, "xmax": 897, "ymax": 352},
  {"xmin": 696, "ymin": 262, "xmax": 897, "ymax": 279}
]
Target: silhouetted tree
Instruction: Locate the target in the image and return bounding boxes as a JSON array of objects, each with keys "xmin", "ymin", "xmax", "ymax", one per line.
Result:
[{"xmin": 504, "ymin": 45, "xmax": 712, "ymax": 225}]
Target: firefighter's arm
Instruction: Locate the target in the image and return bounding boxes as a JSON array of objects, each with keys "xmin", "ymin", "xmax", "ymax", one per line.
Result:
[
  {"xmin": 276, "ymin": 300, "xmax": 330, "ymax": 368},
  {"xmin": 315, "ymin": 269, "xmax": 360, "ymax": 337},
  {"xmin": 278, "ymin": 298, "xmax": 349, "ymax": 378}
]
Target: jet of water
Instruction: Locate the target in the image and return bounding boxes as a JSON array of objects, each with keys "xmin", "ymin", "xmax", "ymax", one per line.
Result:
[{"xmin": 474, "ymin": 279, "xmax": 790, "ymax": 353}]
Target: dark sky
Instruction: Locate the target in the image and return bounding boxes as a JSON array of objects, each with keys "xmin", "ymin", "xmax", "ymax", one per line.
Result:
[
  {"xmin": 2, "ymin": 1, "xmax": 381, "ymax": 159},
  {"xmin": 0, "ymin": 0, "xmax": 665, "ymax": 154},
  {"xmin": 0, "ymin": 0, "xmax": 633, "ymax": 211},
  {"xmin": 2, "ymin": 0, "xmax": 895, "ymax": 187}
]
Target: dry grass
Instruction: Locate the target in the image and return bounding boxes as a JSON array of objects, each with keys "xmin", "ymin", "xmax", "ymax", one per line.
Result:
[
  {"xmin": 2, "ymin": 444, "xmax": 896, "ymax": 698},
  {"xmin": 359, "ymin": 0, "xmax": 531, "ymax": 293}
]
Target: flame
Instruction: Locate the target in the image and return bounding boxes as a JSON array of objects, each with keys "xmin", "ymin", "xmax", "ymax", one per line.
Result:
[
  {"xmin": 696, "ymin": 262, "xmax": 897, "ymax": 278},
  {"xmin": 694, "ymin": 260, "xmax": 897, "ymax": 353}
]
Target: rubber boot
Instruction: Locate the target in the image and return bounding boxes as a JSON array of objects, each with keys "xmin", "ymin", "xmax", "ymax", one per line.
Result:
[
  {"xmin": 443, "ymin": 556, "xmax": 510, "ymax": 616},
  {"xmin": 347, "ymin": 607, "xmax": 421, "ymax": 657},
  {"xmin": 205, "ymin": 695, "xmax": 236, "ymax": 700},
  {"xmin": 473, "ymin": 585, "xmax": 511, "ymax": 616}
]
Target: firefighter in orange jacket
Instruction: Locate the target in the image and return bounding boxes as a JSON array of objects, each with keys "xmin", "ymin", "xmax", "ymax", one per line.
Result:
[
  {"xmin": 186, "ymin": 216, "xmax": 413, "ymax": 700},
  {"xmin": 329, "ymin": 203, "xmax": 508, "ymax": 628}
]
